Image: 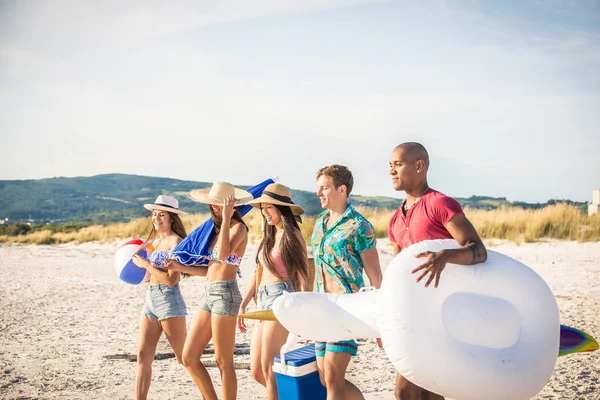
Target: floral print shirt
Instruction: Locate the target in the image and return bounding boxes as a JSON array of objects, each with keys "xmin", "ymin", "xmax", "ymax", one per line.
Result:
[{"xmin": 311, "ymin": 204, "xmax": 376, "ymax": 294}]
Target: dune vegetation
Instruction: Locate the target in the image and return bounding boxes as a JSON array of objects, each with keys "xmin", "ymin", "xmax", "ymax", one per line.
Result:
[{"xmin": 1, "ymin": 203, "xmax": 598, "ymax": 246}]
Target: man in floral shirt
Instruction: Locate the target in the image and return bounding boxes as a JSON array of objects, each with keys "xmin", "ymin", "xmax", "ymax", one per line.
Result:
[{"xmin": 311, "ymin": 164, "xmax": 383, "ymax": 400}]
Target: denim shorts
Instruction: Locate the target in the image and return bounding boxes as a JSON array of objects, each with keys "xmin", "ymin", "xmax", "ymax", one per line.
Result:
[
  {"xmin": 258, "ymin": 280, "xmax": 293, "ymax": 311},
  {"xmin": 143, "ymin": 283, "xmax": 187, "ymax": 321},
  {"xmin": 199, "ymin": 280, "xmax": 242, "ymax": 317}
]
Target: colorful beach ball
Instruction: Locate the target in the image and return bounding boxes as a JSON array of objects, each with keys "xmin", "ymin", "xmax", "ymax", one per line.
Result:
[{"xmin": 114, "ymin": 239, "xmax": 153, "ymax": 285}]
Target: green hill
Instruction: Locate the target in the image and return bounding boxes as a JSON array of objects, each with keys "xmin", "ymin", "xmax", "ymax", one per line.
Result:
[
  {"xmin": 0, "ymin": 174, "xmax": 213, "ymax": 223},
  {"xmin": 0, "ymin": 174, "xmax": 588, "ymax": 224},
  {"xmin": 0, "ymin": 173, "xmax": 393, "ymax": 223}
]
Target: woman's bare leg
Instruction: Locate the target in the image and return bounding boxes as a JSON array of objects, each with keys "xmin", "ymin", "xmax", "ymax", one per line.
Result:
[
  {"xmin": 250, "ymin": 321, "xmax": 266, "ymax": 386},
  {"xmin": 182, "ymin": 311, "xmax": 217, "ymax": 400},
  {"xmin": 135, "ymin": 315, "xmax": 162, "ymax": 400},
  {"xmin": 260, "ymin": 321, "xmax": 289, "ymax": 400},
  {"xmin": 160, "ymin": 316, "xmax": 187, "ymax": 364},
  {"xmin": 212, "ymin": 314, "xmax": 238, "ymax": 400}
]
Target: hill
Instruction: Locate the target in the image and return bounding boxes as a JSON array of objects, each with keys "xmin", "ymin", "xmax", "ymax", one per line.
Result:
[
  {"xmin": 0, "ymin": 174, "xmax": 588, "ymax": 224},
  {"xmin": 0, "ymin": 174, "xmax": 399, "ymax": 223}
]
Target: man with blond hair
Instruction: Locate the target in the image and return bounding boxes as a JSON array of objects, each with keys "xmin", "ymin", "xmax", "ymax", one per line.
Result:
[
  {"xmin": 388, "ymin": 142, "xmax": 487, "ymax": 400},
  {"xmin": 311, "ymin": 164, "xmax": 383, "ymax": 400}
]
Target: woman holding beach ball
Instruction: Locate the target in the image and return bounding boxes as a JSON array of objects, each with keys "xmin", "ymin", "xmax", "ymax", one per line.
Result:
[
  {"xmin": 238, "ymin": 183, "xmax": 310, "ymax": 400},
  {"xmin": 166, "ymin": 181, "xmax": 252, "ymax": 400},
  {"xmin": 130, "ymin": 195, "xmax": 188, "ymax": 400}
]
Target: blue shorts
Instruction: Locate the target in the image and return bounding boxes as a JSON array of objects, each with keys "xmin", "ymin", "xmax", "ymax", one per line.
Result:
[
  {"xmin": 143, "ymin": 283, "xmax": 187, "ymax": 321},
  {"xmin": 199, "ymin": 280, "xmax": 242, "ymax": 317},
  {"xmin": 315, "ymin": 340, "xmax": 358, "ymax": 357},
  {"xmin": 257, "ymin": 280, "xmax": 293, "ymax": 311}
]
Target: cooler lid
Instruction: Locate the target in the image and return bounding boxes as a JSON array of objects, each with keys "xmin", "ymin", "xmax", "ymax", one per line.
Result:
[{"xmin": 274, "ymin": 343, "xmax": 316, "ymax": 367}]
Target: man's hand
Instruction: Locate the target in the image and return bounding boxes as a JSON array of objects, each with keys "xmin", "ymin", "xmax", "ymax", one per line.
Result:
[{"xmin": 411, "ymin": 250, "xmax": 448, "ymax": 288}]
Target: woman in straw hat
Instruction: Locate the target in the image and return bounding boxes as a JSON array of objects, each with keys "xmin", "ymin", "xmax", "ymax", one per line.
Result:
[
  {"xmin": 238, "ymin": 183, "xmax": 310, "ymax": 400},
  {"xmin": 131, "ymin": 195, "xmax": 188, "ymax": 400},
  {"xmin": 166, "ymin": 181, "xmax": 252, "ymax": 400}
]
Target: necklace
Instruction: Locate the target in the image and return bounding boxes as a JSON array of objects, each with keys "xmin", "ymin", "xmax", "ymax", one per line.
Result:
[{"xmin": 403, "ymin": 187, "xmax": 429, "ymax": 213}]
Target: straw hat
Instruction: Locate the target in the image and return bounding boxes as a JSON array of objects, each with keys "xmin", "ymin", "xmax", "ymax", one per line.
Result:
[
  {"xmin": 143, "ymin": 195, "xmax": 187, "ymax": 215},
  {"xmin": 248, "ymin": 183, "xmax": 304, "ymax": 216},
  {"xmin": 187, "ymin": 181, "xmax": 253, "ymax": 206}
]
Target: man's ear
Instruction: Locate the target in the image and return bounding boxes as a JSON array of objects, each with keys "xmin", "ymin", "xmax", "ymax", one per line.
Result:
[
  {"xmin": 416, "ymin": 159, "xmax": 425, "ymax": 173},
  {"xmin": 338, "ymin": 184, "xmax": 348, "ymax": 196}
]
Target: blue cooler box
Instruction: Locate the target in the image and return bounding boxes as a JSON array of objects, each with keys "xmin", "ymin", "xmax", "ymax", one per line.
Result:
[{"xmin": 273, "ymin": 343, "xmax": 327, "ymax": 400}]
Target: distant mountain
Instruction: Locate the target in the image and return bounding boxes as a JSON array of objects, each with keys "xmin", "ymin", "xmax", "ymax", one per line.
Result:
[{"xmin": 0, "ymin": 174, "xmax": 588, "ymax": 223}]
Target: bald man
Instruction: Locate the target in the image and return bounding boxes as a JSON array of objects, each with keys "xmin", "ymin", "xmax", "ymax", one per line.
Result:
[{"xmin": 387, "ymin": 142, "xmax": 487, "ymax": 400}]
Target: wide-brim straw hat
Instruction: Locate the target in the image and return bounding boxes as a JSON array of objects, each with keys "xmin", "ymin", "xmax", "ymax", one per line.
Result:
[
  {"xmin": 187, "ymin": 181, "xmax": 253, "ymax": 206},
  {"xmin": 143, "ymin": 195, "xmax": 188, "ymax": 215},
  {"xmin": 248, "ymin": 183, "xmax": 304, "ymax": 216}
]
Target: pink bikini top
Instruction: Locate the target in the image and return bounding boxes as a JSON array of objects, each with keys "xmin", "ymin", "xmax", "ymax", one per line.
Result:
[{"xmin": 258, "ymin": 247, "xmax": 288, "ymax": 280}]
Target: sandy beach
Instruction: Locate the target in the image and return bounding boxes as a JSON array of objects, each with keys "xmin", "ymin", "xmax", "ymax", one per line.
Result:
[{"xmin": 1, "ymin": 239, "xmax": 599, "ymax": 399}]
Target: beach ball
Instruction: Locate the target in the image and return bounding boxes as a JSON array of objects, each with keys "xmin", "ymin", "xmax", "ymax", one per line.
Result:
[{"xmin": 114, "ymin": 239, "xmax": 153, "ymax": 285}]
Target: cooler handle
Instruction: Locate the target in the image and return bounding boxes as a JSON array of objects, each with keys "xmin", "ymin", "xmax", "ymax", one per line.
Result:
[{"xmin": 278, "ymin": 332, "xmax": 301, "ymax": 373}]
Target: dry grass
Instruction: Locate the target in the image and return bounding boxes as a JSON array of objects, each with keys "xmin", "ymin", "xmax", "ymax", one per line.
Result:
[
  {"xmin": 1, "ymin": 204, "xmax": 599, "ymax": 246},
  {"xmin": 466, "ymin": 203, "xmax": 600, "ymax": 243}
]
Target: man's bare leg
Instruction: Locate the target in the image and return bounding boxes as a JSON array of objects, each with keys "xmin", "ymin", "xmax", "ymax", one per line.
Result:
[
  {"xmin": 317, "ymin": 352, "xmax": 363, "ymax": 400},
  {"xmin": 395, "ymin": 373, "xmax": 444, "ymax": 400}
]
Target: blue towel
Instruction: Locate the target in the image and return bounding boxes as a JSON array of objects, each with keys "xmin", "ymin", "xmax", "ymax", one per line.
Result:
[{"xmin": 170, "ymin": 177, "xmax": 275, "ymax": 266}]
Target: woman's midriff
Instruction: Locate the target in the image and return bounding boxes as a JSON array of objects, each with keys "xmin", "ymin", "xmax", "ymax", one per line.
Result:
[
  {"xmin": 149, "ymin": 271, "xmax": 179, "ymax": 287},
  {"xmin": 205, "ymin": 261, "xmax": 238, "ymax": 281},
  {"xmin": 260, "ymin": 266, "xmax": 286, "ymax": 285}
]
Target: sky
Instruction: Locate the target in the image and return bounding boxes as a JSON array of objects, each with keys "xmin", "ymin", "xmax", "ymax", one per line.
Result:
[{"xmin": 1, "ymin": 0, "xmax": 599, "ymax": 203}]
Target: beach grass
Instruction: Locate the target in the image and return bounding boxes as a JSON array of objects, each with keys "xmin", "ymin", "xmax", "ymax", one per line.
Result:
[{"xmin": 1, "ymin": 204, "xmax": 599, "ymax": 245}]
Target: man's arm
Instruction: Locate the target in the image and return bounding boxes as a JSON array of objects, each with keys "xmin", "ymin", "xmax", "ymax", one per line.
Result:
[
  {"xmin": 412, "ymin": 213, "xmax": 487, "ymax": 288},
  {"xmin": 361, "ymin": 245, "xmax": 384, "ymax": 349},
  {"xmin": 391, "ymin": 242, "xmax": 401, "ymax": 257},
  {"xmin": 442, "ymin": 213, "xmax": 487, "ymax": 265},
  {"xmin": 361, "ymin": 247, "xmax": 383, "ymax": 289}
]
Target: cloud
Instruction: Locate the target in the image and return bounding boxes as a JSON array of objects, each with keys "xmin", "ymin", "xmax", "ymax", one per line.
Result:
[
  {"xmin": 0, "ymin": 0, "xmax": 387, "ymax": 83},
  {"xmin": 1, "ymin": 0, "xmax": 386, "ymax": 51}
]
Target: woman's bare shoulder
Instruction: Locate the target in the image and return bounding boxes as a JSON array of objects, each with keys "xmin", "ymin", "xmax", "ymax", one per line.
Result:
[
  {"xmin": 168, "ymin": 234, "xmax": 183, "ymax": 248},
  {"xmin": 230, "ymin": 220, "xmax": 248, "ymax": 234}
]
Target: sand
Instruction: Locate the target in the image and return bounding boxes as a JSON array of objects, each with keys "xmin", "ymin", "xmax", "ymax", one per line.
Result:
[{"xmin": 1, "ymin": 239, "xmax": 599, "ymax": 399}]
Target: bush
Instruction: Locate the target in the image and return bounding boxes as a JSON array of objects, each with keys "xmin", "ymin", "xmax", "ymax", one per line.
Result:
[{"xmin": 0, "ymin": 222, "xmax": 32, "ymax": 236}]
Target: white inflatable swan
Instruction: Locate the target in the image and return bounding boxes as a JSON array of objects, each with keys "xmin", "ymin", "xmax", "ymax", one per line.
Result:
[{"xmin": 241, "ymin": 239, "xmax": 569, "ymax": 400}]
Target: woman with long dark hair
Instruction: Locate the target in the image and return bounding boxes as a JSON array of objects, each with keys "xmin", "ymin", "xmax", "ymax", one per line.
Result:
[
  {"xmin": 166, "ymin": 181, "xmax": 252, "ymax": 400},
  {"xmin": 238, "ymin": 183, "xmax": 310, "ymax": 400},
  {"xmin": 131, "ymin": 195, "xmax": 188, "ymax": 400}
]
